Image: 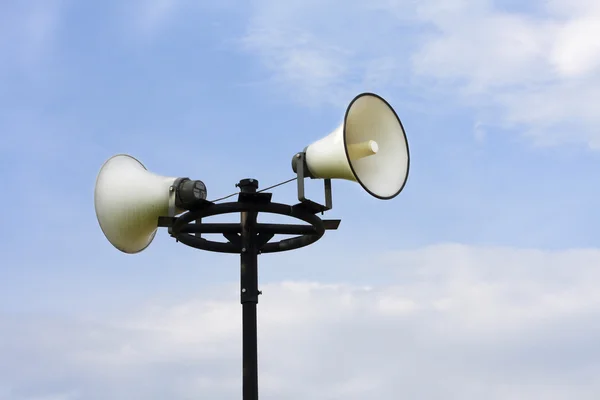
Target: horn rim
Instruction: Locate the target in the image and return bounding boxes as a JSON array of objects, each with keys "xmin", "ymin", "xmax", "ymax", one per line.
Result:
[
  {"xmin": 94, "ymin": 154, "xmax": 157, "ymax": 254},
  {"xmin": 342, "ymin": 92, "xmax": 411, "ymax": 200}
]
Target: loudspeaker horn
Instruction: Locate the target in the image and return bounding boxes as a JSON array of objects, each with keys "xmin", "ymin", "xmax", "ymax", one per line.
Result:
[
  {"xmin": 94, "ymin": 154, "xmax": 207, "ymax": 254},
  {"xmin": 293, "ymin": 92, "xmax": 409, "ymax": 200}
]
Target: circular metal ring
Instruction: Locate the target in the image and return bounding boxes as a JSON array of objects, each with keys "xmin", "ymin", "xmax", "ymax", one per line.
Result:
[{"xmin": 170, "ymin": 202, "xmax": 326, "ymax": 254}]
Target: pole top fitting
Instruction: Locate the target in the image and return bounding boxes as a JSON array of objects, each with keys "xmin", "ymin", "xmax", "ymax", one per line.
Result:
[{"xmin": 238, "ymin": 179, "xmax": 259, "ymax": 193}]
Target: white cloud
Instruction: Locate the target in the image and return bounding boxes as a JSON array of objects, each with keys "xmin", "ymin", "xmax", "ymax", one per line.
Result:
[
  {"xmin": 241, "ymin": 0, "xmax": 600, "ymax": 148},
  {"xmin": 2, "ymin": 244, "xmax": 600, "ymax": 399},
  {"xmin": 241, "ymin": 0, "xmax": 420, "ymax": 108},
  {"xmin": 550, "ymin": 16, "xmax": 600, "ymax": 77}
]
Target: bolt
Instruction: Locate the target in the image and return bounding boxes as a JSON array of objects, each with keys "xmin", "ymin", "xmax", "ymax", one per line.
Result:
[
  {"xmin": 249, "ymin": 179, "xmax": 254, "ymax": 183},
  {"xmin": 296, "ymin": 154, "xmax": 301, "ymax": 159},
  {"xmin": 169, "ymin": 186, "xmax": 174, "ymax": 192},
  {"xmin": 242, "ymin": 288, "xmax": 246, "ymax": 293},
  {"xmin": 242, "ymin": 247, "xmax": 247, "ymax": 253}
]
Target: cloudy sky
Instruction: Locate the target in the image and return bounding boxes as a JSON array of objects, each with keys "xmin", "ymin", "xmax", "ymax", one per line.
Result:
[{"xmin": 1, "ymin": 0, "xmax": 600, "ymax": 398}]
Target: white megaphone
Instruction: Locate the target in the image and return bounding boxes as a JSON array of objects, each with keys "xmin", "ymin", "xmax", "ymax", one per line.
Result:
[
  {"xmin": 94, "ymin": 154, "xmax": 207, "ymax": 254},
  {"xmin": 292, "ymin": 92, "xmax": 409, "ymax": 199}
]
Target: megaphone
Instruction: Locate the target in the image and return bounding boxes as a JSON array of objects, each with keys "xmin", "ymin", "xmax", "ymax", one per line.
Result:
[
  {"xmin": 94, "ymin": 154, "xmax": 207, "ymax": 254},
  {"xmin": 292, "ymin": 92, "xmax": 409, "ymax": 199}
]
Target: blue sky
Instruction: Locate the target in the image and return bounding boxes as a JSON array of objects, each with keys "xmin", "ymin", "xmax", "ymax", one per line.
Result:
[{"xmin": 1, "ymin": 0, "xmax": 600, "ymax": 399}]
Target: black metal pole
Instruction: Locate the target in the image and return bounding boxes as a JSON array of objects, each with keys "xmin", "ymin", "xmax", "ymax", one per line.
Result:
[
  {"xmin": 239, "ymin": 178, "xmax": 260, "ymax": 400},
  {"xmin": 159, "ymin": 176, "xmax": 341, "ymax": 400}
]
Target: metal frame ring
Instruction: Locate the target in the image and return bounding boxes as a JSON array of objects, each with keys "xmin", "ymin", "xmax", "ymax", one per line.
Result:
[{"xmin": 170, "ymin": 201, "xmax": 326, "ymax": 254}]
